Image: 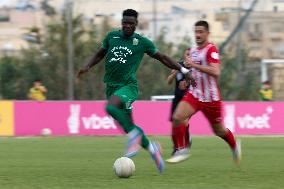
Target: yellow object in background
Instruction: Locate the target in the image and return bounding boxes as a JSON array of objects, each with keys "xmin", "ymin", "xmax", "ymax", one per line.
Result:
[
  {"xmin": 259, "ymin": 89, "xmax": 273, "ymax": 101},
  {"xmin": 29, "ymin": 87, "xmax": 46, "ymax": 101},
  {"xmin": 0, "ymin": 101, "xmax": 14, "ymax": 136}
]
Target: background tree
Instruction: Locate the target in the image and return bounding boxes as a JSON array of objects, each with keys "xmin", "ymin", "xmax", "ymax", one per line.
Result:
[
  {"xmin": 0, "ymin": 14, "xmax": 259, "ymax": 101},
  {"xmin": 40, "ymin": 0, "xmax": 56, "ymax": 16},
  {"xmin": 137, "ymin": 29, "xmax": 192, "ymax": 99},
  {"xmin": 219, "ymin": 49, "xmax": 260, "ymax": 101},
  {"xmin": 0, "ymin": 56, "xmax": 21, "ymax": 99}
]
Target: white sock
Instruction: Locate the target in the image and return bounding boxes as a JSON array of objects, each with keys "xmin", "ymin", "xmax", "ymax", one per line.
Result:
[
  {"xmin": 127, "ymin": 128, "xmax": 139, "ymax": 139},
  {"xmin": 147, "ymin": 142, "xmax": 155, "ymax": 154}
]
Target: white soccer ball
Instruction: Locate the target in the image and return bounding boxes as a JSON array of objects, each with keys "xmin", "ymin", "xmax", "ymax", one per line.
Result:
[
  {"xmin": 113, "ymin": 157, "xmax": 135, "ymax": 178},
  {"xmin": 41, "ymin": 128, "xmax": 52, "ymax": 136}
]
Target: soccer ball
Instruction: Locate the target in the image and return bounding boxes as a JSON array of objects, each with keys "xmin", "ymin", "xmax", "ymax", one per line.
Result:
[
  {"xmin": 113, "ymin": 157, "xmax": 135, "ymax": 178},
  {"xmin": 41, "ymin": 128, "xmax": 52, "ymax": 136}
]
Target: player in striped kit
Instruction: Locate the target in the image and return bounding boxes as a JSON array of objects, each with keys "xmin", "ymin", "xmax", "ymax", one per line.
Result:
[{"xmin": 166, "ymin": 20, "xmax": 241, "ymax": 164}]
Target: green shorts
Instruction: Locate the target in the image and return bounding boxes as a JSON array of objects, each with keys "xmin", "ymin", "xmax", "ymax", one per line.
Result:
[{"xmin": 106, "ymin": 84, "xmax": 138, "ymax": 113}]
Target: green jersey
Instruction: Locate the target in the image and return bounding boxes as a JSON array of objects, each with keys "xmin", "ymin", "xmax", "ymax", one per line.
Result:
[{"xmin": 102, "ymin": 30, "xmax": 158, "ymax": 87}]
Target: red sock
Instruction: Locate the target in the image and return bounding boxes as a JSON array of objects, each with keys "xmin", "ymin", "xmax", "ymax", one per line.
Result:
[
  {"xmin": 220, "ymin": 129, "xmax": 236, "ymax": 150},
  {"xmin": 172, "ymin": 123, "xmax": 187, "ymax": 150},
  {"xmin": 171, "ymin": 126, "xmax": 178, "ymax": 150}
]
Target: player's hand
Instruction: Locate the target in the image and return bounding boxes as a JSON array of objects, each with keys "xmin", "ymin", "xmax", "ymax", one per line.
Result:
[
  {"xmin": 184, "ymin": 72, "xmax": 196, "ymax": 87},
  {"xmin": 38, "ymin": 85, "xmax": 47, "ymax": 92},
  {"xmin": 184, "ymin": 56, "xmax": 194, "ymax": 68},
  {"xmin": 76, "ymin": 67, "xmax": 89, "ymax": 78},
  {"xmin": 171, "ymin": 69, "xmax": 178, "ymax": 74}
]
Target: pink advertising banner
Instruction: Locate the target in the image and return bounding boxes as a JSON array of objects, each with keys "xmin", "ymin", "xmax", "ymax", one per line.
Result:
[{"xmin": 14, "ymin": 101, "xmax": 284, "ymax": 136}]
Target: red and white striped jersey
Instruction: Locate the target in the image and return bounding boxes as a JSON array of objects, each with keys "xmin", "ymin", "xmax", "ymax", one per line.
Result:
[{"xmin": 186, "ymin": 43, "xmax": 221, "ymax": 102}]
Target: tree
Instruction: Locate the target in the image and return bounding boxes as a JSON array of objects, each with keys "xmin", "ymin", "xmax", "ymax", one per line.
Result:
[
  {"xmin": 0, "ymin": 14, "xmax": 259, "ymax": 101},
  {"xmin": 137, "ymin": 27, "xmax": 191, "ymax": 99},
  {"xmin": 23, "ymin": 26, "xmax": 41, "ymax": 44},
  {"xmin": 40, "ymin": 0, "xmax": 56, "ymax": 16},
  {"xmin": 39, "ymin": 14, "xmax": 103, "ymax": 100},
  {"xmin": 0, "ymin": 56, "xmax": 22, "ymax": 99},
  {"xmin": 0, "ymin": 14, "xmax": 103, "ymax": 100},
  {"xmin": 219, "ymin": 50, "xmax": 260, "ymax": 101}
]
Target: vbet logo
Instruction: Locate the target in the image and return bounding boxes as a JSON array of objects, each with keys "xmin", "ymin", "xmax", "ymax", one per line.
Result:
[
  {"xmin": 224, "ymin": 105, "xmax": 273, "ymax": 132},
  {"xmin": 67, "ymin": 104, "xmax": 117, "ymax": 134}
]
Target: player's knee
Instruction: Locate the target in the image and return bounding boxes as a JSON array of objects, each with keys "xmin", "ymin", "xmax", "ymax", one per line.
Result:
[
  {"xmin": 172, "ymin": 113, "xmax": 182, "ymax": 126},
  {"xmin": 105, "ymin": 104, "xmax": 116, "ymax": 115},
  {"xmin": 212, "ymin": 126, "xmax": 226, "ymax": 137},
  {"xmin": 108, "ymin": 95, "xmax": 123, "ymax": 108}
]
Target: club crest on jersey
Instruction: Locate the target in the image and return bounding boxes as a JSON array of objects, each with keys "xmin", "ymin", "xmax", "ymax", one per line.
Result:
[
  {"xmin": 211, "ymin": 52, "xmax": 219, "ymax": 60},
  {"xmin": 133, "ymin": 38, "xmax": 139, "ymax": 45}
]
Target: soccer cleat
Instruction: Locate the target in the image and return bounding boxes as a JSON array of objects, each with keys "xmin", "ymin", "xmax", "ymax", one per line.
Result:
[
  {"xmin": 171, "ymin": 148, "xmax": 177, "ymax": 156},
  {"xmin": 166, "ymin": 148, "xmax": 190, "ymax": 163},
  {"xmin": 171, "ymin": 136, "xmax": 192, "ymax": 156},
  {"xmin": 124, "ymin": 129, "xmax": 142, "ymax": 158},
  {"xmin": 233, "ymin": 139, "xmax": 242, "ymax": 165},
  {"xmin": 150, "ymin": 142, "xmax": 165, "ymax": 173}
]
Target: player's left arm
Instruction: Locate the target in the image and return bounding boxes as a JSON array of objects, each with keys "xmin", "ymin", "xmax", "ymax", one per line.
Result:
[
  {"xmin": 186, "ymin": 58, "xmax": 220, "ymax": 78},
  {"xmin": 143, "ymin": 37, "xmax": 186, "ymax": 71},
  {"xmin": 150, "ymin": 52, "xmax": 182, "ymax": 70},
  {"xmin": 151, "ymin": 52, "xmax": 196, "ymax": 86},
  {"xmin": 167, "ymin": 70, "xmax": 178, "ymax": 85}
]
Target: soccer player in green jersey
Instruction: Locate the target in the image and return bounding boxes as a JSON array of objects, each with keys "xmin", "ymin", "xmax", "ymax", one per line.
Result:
[{"xmin": 77, "ymin": 9, "xmax": 193, "ymax": 173}]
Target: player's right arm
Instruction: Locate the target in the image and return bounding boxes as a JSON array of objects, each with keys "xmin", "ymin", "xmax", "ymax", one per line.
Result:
[
  {"xmin": 184, "ymin": 46, "xmax": 220, "ymax": 78},
  {"xmin": 77, "ymin": 32, "xmax": 111, "ymax": 78},
  {"xmin": 77, "ymin": 48, "xmax": 107, "ymax": 78}
]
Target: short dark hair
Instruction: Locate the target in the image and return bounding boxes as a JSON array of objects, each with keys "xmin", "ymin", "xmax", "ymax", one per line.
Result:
[
  {"xmin": 263, "ymin": 80, "xmax": 271, "ymax": 85},
  {"xmin": 195, "ymin": 20, "xmax": 209, "ymax": 31},
  {"xmin": 34, "ymin": 79, "xmax": 41, "ymax": 82},
  {"xmin": 122, "ymin": 9, "xmax": 138, "ymax": 18}
]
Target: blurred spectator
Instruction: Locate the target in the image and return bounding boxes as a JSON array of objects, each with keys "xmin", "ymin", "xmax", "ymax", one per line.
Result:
[
  {"xmin": 167, "ymin": 60, "xmax": 191, "ymax": 156},
  {"xmin": 28, "ymin": 79, "xmax": 47, "ymax": 101},
  {"xmin": 259, "ymin": 80, "xmax": 273, "ymax": 101}
]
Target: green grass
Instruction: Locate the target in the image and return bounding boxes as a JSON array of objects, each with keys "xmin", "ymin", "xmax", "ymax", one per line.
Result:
[{"xmin": 0, "ymin": 136, "xmax": 283, "ymax": 189}]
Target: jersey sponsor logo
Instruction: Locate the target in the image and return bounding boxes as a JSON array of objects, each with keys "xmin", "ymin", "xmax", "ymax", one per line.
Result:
[
  {"xmin": 191, "ymin": 51, "xmax": 199, "ymax": 60},
  {"xmin": 191, "ymin": 51, "xmax": 202, "ymax": 65},
  {"xmin": 211, "ymin": 52, "xmax": 219, "ymax": 60},
  {"xmin": 133, "ymin": 38, "xmax": 139, "ymax": 45},
  {"xmin": 110, "ymin": 46, "xmax": 133, "ymax": 64},
  {"xmin": 193, "ymin": 60, "xmax": 202, "ymax": 65},
  {"xmin": 113, "ymin": 36, "xmax": 120, "ymax": 38}
]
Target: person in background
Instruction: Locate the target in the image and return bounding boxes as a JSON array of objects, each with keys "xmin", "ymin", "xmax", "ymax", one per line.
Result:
[
  {"xmin": 167, "ymin": 60, "xmax": 192, "ymax": 160},
  {"xmin": 259, "ymin": 80, "xmax": 273, "ymax": 101},
  {"xmin": 28, "ymin": 79, "xmax": 47, "ymax": 101}
]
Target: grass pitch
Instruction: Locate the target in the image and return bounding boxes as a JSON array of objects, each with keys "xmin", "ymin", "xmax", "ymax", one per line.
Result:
[{"xmin": 0, "ymin": 136, "xmax": 283, "ymax": 189}]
